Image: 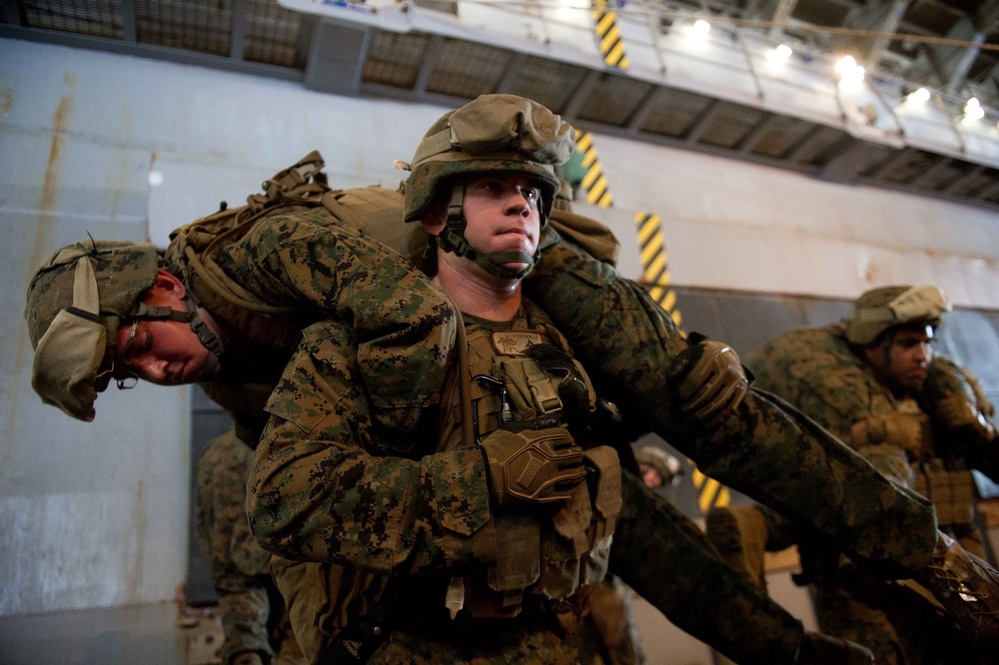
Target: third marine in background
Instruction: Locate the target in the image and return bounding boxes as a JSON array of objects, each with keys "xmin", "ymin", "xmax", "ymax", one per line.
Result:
[{"xmin": 708, "ymin": 284, "xmax": 999, "ymax": 664}]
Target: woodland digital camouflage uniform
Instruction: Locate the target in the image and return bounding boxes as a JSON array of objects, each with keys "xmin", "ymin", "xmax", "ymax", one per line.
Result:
[
  {"xmin": 525, "ymin": 234, "xmax": 937, "ymax": 575},
  {"xmin": 196, "ymin": 429, "xmax": 288, "ymax": 665},
  {"xmin": 745, "ymin": 322, "xmax": 996, "ymax": 664}
]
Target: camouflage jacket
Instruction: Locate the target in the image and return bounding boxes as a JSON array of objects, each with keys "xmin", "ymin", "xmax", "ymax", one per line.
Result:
[
  {"xmin": 196, "ymin": 430, "xmax": 275, "ymax": 664},
  {"xmin": 745, "ymin": 322, "xmax": 901, "ymax": 446},
  {"xmin": 746, "ymin": 322, "xmax": 998, "ymax": 481},
  {"xmin": 163, "ymin": 205, "xmax": 456, "ymax": 448}
]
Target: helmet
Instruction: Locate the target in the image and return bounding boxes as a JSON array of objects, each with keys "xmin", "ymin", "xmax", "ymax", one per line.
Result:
[
  {"xmin": 24, "ymin": 240, "xmax": 160, "ymax": 421},
  {"xmin": 402, "ymin": 94, "xmax": 575, "ymax": 278},
  {"xmin": 634, "ymin": 445, "xmax": 683, "ymax": 485},
  {"xmin": 845, "ymin": 285, "xmax": 952, "ymax": 345}
]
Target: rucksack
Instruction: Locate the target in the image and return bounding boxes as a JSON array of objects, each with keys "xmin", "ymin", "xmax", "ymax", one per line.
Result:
[{"xmin": 163, "ymin": 151, "xmax": 421, "ymax": 350}]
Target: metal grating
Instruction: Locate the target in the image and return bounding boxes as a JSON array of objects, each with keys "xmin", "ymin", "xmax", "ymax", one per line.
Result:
[
  {"xmin": 750, "ymin": 116, "xmax": 816, "ymax": 158},
  {"xmin": 792, "ymin": 126, "xmax": 849, "ymax": 166},
  {"xmin": 698, "ymin": 103, "xmax": 767, "ymax": 149},
  {"xmin": 576, "ymin": 73, "xmax": 653, "ymax": 127},
  {"xmin": 640, "ymin": 86, "xmax": 712, "ymax": 137},
  {"xmin": 507, "ymin": 56, "xmax": 589, "ymax": 114},
  {"xmin": 425, "ymin": 38, "xmax": 512, "ymax": 99},
  {"xmin": 918, "ymin": 159, "xmax": 964, "ymax": 191},
  {"xmin": 875, "ymin": 149, "xmax": 941, "ymax": 184},
  {"xmin": 947, "ymin": 167, "xmax": 994, "ymax": 197},
  {"xmin": 243, "ymin": 0, "xmax": 302, "ymax": 68},
  {"xmin": 362, "ymin": 30, "xmax": 430, "ymax": 89},
  {"xmin": 136, "ymin": 0, "xmax": 231, "ymax": 57},
  {"xmin": 21, "ymin": 0, "xmax": 122, "ymax": 39}
]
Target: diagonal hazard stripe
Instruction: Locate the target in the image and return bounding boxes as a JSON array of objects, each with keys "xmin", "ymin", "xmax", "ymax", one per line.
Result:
[
  {"xmin": 592, "ymin": 0, "xmax": 630, "ymax": 69},
  {"xmin": 574, "ymin": 130, "xmax": 613, "ymax": 208}
]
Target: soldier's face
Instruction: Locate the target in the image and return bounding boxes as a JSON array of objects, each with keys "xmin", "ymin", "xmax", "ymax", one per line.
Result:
[
  {"xmin": 459, "ymin": 173, "xmax": 542, "ymax": 272},
  {"xmin": 865, "ymin": 324, "xmax": 934, "ymax": 394},
  {"xmin": 114, "ymin": 271, "xmax": 214, "ymax": 386}
]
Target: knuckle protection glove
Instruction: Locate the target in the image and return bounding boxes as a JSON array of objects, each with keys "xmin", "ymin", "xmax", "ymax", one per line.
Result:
[
  {"xmin": 666, "ymin": 333, "xmax": 749, "ymax": 426},
  {"xmin": 479, "ymin": 427, "xmax": 586, "ymax": 508},
  {"xmin": 935, "ymin": 393, "xmax": 997, "ymax": 443}
]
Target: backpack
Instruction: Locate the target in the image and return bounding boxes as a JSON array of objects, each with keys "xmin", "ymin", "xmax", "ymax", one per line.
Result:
[{"xmin": 163, "ymin": 151, "xmax": 421, "ymax": 350}]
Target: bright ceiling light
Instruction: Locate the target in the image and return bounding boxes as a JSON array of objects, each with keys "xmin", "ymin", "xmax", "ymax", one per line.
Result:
[
  {"xmin": 835, "ymin": 55, "xmax": 857, "ymax": 77},
  {"xmin": 687, "ymin": 19, "xmax": 710, "ymax": 36},
  {"xmin": 908, "ymin": 87, "xmax": 931, "ymax": 103},
  {"xmin": 964, "ymin": 97, "xmax": 985, "ymax": 120},
  {"xmin": 774, "ymin": 44, "xmax": 792, "ymax": 59}
]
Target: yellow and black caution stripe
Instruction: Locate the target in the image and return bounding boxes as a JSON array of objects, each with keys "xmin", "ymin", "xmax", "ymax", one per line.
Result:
[
  {"xmin": 692, "ymin": 469, "xmax": 731, "ymax": 512},
  {"xmin": 634, "ymin": 211, "xmax": 731, "ymax": 512},
  {"xmin": 634, "ymin": 211, "xmax": 680, "ymax": 327},
  {"xmin": 593, "ymin": 0, "xmax": 630, "ymax": 70},
  {"xmin": 575, "ymin": 130, "xmax": 613, "ymax": 207}
]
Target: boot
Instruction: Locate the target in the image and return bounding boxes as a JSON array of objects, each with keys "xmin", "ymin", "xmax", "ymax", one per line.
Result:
[
  {"xmin": 796, "ymin": 632, "xmax": 874, "ymax": 665},
  {"xmin": 915, "ymin": 531, "xmax": 999, "ymax": 651}
]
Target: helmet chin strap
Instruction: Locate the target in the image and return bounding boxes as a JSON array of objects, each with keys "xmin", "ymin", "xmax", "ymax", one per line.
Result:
[
  {"xmin": 129, "ymin": 291, "xmax": 225, "ymax": 378},
  {"xmin": 434, "ymin": 183, "xmax": 539, "ymax": 280}
]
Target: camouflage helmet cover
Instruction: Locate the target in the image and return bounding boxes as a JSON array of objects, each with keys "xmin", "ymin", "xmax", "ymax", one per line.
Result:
[
  {"xmin": 403, "ymin": 94, "xmax": 576, "ymax": 223},
  {"xmin": 25, "ymin": 240, "xmax": 159, "ymax": 420},
  {"xmin": 845, "ymin": 284, "xmax": 952, "ymax": 345}
]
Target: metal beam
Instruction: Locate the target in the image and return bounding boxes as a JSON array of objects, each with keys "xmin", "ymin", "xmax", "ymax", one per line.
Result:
[
  {"xmin": 0, "ymin": 25, "xmax": 304, "ymax": 81},
  {"xmin": 626, "ymin": 87, "xmax": 663, "ymax": 135},
  {"xmin": 685, "ymin": 99, "xmax": 725, "ymax": 144},
  {"xmin": 230, "ymin": 0, "xmax": 247, "ymax": 61},
  {"xmin": 818, "ymin": 140, "xmax": 883, "ymax": 183},
  {"xmin": 304, "ymin": 19, "xmax": 371, "ymax": 95},
  {"xmin": 911, "ymin": 156, "xmax": 953, "ymax": 188},
  {"xmin": 495, "ymin": 52, "xmax": 527, "ymax": 94},
  {"xmin": 413, "ymin": 33, "xmax": 444, "ymax": 94},
  {"xmin": 121, "ymin": 0, "xmax": 136, "ymax": 43},
  {"xmin": 941, "ymin": 163, "xmax": 985, "ymax": 195},
  {"xmin": 561, "ymin": 69, "xmax": 602, "ymax": 121},
  {"xmin": 864, "ymin": 1, "xmax": 910, "ymax": 67},
  {"xmin": 737, "ymin": 113, "xmax": 781, "ymax": 153}
]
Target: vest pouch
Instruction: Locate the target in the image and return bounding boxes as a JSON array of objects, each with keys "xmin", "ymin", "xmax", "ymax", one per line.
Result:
[
  {"xmin": 497, "ymin": 356, "xmax": 563, "ymax": 419},
  {"xmin": 461, "ymin": 515, "xmax": 539, "ymax": 619},
  {"xmin": 583, "ymin": 445, "xmax": 623, "ymax": 542},
  {"xmin": 950, "ymin": 468, "xmax": 975, "ymax": 526},
  {"xmin": 925, "ymin": 459, "xmax": 955, "ymax": 526}
]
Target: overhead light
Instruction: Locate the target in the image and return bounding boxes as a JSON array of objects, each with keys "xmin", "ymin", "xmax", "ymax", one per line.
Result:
[
  {"xmin": 835, "ymin": 55, "xmax": 857, "ymax": 77},
  {"xmin": 835, "ymin": 55, "xmax": 865, "ymax": 83},
  {"xmin": 148, "ymin": 171, "xmax": 164, "ymax": 187},
  {"xmin": 907, "ymin": 87, "xmax": 931, "ymax": 103},
  {"xmin": 686, "ymin": 19, "xmax": 710, "ymax": 36},
  {"xmin": 767, "ymin": 44, "xmax": 792, "ymax": 61},
  {"xmin": 965, "ymin": 97, "xmax": 984, "ymax": 120}
]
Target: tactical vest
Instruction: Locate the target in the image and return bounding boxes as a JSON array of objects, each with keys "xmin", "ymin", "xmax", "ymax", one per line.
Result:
[{"xmin": 436, "ymin": 300, "xmax": 622, "ymax": 619}]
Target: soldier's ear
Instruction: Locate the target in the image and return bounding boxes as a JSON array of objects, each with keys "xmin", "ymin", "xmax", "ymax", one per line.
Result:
[{"xmin": 151, "ymin": 269, "xmax": 187, "ymax": 299}]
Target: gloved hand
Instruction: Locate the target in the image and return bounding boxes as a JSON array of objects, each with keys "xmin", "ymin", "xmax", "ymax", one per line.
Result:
[
  {"xmin": 231, "ymin": 652, "xmax": 266, "ymax": 665},
  {"xmin": 479, "ymin": 427, "xmax": 586, "ymax": 508},
  {"xmin": 796, "ymin": 632, "xmax": 874, "ymax": 664},
  {"xmin": 666, "ymin": 333, "xmax": 749, "ymax": 427},
  {"xmin": 935, "ymin": 393, "xmax": 997, "ymax": 443},
  {"xmin": 850, "ymin": 411, "xmax": 929, "ymax": 459}
]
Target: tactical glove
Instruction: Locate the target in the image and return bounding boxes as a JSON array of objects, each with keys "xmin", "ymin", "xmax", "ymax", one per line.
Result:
[
  {"xmin": 666, "ymin": 333, "xmax": 749, "ymax": 427},
  {"xmin": 480, "ymin": 427, "xmax": 586, "ymax": 508},
  {"xmin": 849, "ymin": 412, "xmax": 929, "ymax": 459},
  {"xmin": 934, "ymin": 393, "xmax": 997, "ymax": 443},
  {"xmin": 231, "ymin": 652, "xmax": 266, "ymax": 665},
  {"xmin": 796, "ymin": 632, "xmax": 873, "ymax": 665}
]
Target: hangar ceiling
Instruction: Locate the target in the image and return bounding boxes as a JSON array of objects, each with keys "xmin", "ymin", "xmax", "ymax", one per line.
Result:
[{"xmin": 3, "ymin": 0, "xmax": 999, "ymax": 210}]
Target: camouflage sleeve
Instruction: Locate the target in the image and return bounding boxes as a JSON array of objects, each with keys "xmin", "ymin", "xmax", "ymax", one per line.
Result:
[
  {"xmin": 216, "ymin": 207, "xmax": 456, "ymax": 425},
  {"xmin": 527, "ymin": 229, "xmax": 937, "ymax": 575},
  {"xmin": 247, "ymin": 319, "xmax": 494, "ymax": 576},
  {"xmin": 196, "ymin": 431, "xmax": 274, "ymax": 664}
]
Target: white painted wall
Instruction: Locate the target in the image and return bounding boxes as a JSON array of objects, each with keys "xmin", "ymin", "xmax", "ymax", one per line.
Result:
[{"xmin": 1, "ymin": 37, "xmax": 998, "ymax": 620}]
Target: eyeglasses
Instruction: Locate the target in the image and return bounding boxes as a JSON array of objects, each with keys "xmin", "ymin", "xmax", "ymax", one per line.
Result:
[{"xmin": 112, "ymin": 320, "xmax": 141, "ymax": 390}]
